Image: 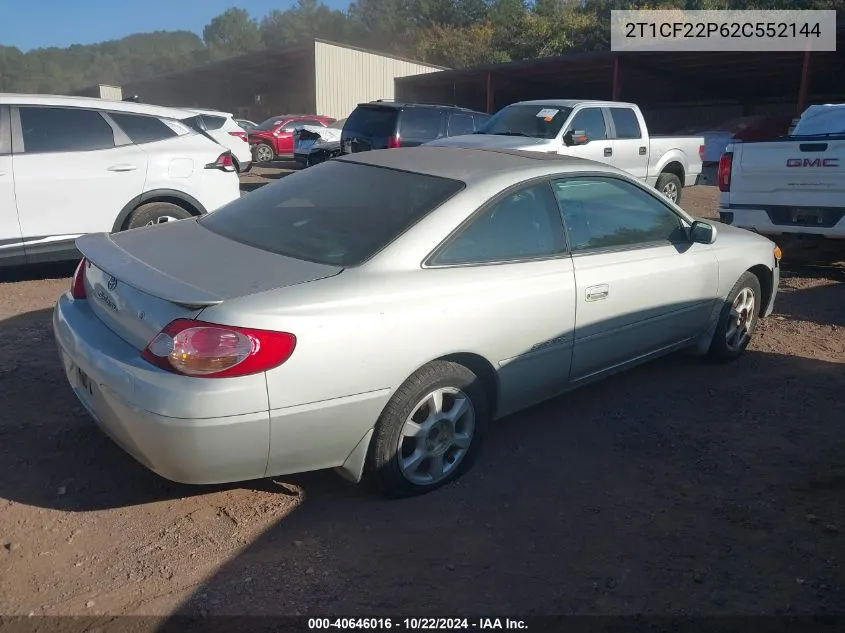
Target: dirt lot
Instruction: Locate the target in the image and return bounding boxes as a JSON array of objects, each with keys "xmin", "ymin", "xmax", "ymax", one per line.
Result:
[{"xmin": 1, "ymin": 179, "xmax": 843, "ymax": 618}]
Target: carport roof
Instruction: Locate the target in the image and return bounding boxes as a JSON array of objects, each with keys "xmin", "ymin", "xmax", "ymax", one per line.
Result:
[{"xmin": 396, "ymin": 20, "xmax": 845, "ymax": 107}]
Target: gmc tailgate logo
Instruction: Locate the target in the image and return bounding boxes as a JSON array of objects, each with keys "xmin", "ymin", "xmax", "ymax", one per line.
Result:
[{"xmin": 786, "ymin": 158, "xmax": 839, "ymax": 167}]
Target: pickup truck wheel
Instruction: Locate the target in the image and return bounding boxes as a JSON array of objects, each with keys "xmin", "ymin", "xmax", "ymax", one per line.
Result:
[
  {"xmin": 707, "ymin": 272, "xmax": 762, "ymax": 363},
  {"xmin": 125, "ymin": 202, "xmax": 193, "ymax": 230},
  {"xmin": 656, "ymin": 173, "xmax": 682, "ymax": 205},
  {"xmin": 253, "ymin": 143, "xmax": 275, "ymax": 163},
  {"xmin": 365, "ymin": 360, "xmax": 489, "ymax": 499}
]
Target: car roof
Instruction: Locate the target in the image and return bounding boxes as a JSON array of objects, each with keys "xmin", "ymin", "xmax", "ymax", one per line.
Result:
[
  {"xmin": 336, "ymin": 146, "xmax": 629, "ymax": 184},
  {"xmin": 0, "ymin": 93, "xmax": 196, "ymax": 120},
  {"xmin": 356, "ymin": 100, "xmax": 488, "ymax": 115},
  {"xmin": 510, "ymin": 99, "xmax": 638, "ymax": 109}
]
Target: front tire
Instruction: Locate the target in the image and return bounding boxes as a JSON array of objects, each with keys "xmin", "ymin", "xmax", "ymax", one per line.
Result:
[
  {"xmin": 366, "ymin": 361, "xmax": 489, "ymax": 498},
  {"xmin": 656, "ymin": 172, "xmax": 683, "ymax": 205},
  {"xmin": 708, "ymin": 271, "xmax": 762, "ymax": 363},
  {"xmin": 124, "ymin": 202, "xmax": 193, "ymax": 230}
]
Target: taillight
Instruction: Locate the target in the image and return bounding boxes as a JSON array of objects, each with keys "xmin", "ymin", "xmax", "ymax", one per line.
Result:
[
  {"xmin": 699, "ymin": 144, "xmax": 705, "ymax": 161},
  {"xmin": 387, "ymin": 135, "xmax": 402, "ymax": 149},
  {"xmin": 141, "ymin": 319, "xmax": 296, "ymax": 379},
  {"xmin": 229, "ymin": 131, "xmax": 248, "ymax": 142},
  {"xmin": 717, "ymin": 151, "xmax": 733, "ymax": 192},
  {"xmin": 70, "ymin": 258, "xmax": 88, "ymax": 299},
  {"xmin": 205, "ymin": 152, "xmax": 236, "ymax": 172}
]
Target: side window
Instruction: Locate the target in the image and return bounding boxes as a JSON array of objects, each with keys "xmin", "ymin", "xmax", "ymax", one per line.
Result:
[
  {"xmin": 552, "ymin": 177, "xmax": 686, "ymax": 252},
  {"xmin": 609, "ymin": 108, "xmax": 642, "ymax": 139},
  {"xmin": 400, "ymin": 108, "xmax": 443, "ymax": 139},
  {"xmin": 299, "ymin": 119, "xmax": 324, "ymax": 127},
  {"xmin": 19, "ymin": 107, "xmax": 115, "ymax": 153},
  {"xmin": 280, "ymin": 120, "xmax": 301, "ymax": 131},
  {"xmin": 431, "ymin": 182, "xmax": 567, "ymax": 265},
  {"xmin": 109, "ymin": 112, "xmax": 178, "ymax": 144},
  {"xmin": 566, "ymin": 108, "xmax": 607, "ymax": 141},
  {"xmin": 448, "ymin": 113, "xmax": 475, "ymax": 136}
]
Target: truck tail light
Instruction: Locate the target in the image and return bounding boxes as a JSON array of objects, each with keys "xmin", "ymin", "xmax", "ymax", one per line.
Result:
[
  {"xmin": 141, "ymin": 319, "xmax": 296, "ymax": 379},
  {"xmin": 718, "ymin": 151, "xmax": 733, "ymax": 192},
  {"xmin": 699, "ymin": 144, "xmax": 705, "ymax": 161},
  {"xmin": 205, "ymin": 152, "xmax": 236, "ymax": 172},
  {"xmin": 70, "ymin": 258, "xmax": 88, "ymax": 299},
  {"xmin": 387, "ymin": 135, "xmax": 402, "ymax": 149}
]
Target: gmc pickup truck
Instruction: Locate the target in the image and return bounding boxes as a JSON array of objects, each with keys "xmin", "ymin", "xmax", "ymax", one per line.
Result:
[
  {"xmin": 426, "ymin": 99, "xmax": 705, "ymax": 205},
  {"xmin": 717, "ymin": 104, "xmax": 845, "ymax": 249}
]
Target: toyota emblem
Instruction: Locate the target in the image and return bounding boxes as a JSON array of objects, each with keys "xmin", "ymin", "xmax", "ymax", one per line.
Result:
[{"xmin": 107, "ymin": 277, "xmax": 117, "ymax": 291}]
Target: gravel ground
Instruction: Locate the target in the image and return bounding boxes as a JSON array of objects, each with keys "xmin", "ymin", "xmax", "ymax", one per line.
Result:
[{"xmin": 0, "ymin": 180, "xmax": 843, "ymax": 618}]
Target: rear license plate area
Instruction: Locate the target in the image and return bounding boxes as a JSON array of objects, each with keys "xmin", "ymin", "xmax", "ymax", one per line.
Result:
[{"xmin": 790, "ymin": 208, "xmax": 823, "ymax": 225}]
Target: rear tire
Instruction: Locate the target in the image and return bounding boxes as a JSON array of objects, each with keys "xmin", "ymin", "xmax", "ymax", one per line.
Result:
[
  {"xmin": 125, "ymin": 202, "xmax": 193, "ymax": 230},
  {"xmin": 366, "ymin": 361, "xmax": 489, "ymax": 499},
  {"xmin": 253, "ymin": 143, "xmax": 275, "ymax": 163},
  {"xmin": 707, "ymin": 271, "xmax": 762, "ymax": 363},
  {"xmin": 656, "ymin": 172, "xmax": 683, "ymax": 205}
]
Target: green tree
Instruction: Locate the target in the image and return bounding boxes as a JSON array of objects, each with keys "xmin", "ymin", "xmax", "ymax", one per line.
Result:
[{"xmin": 203, "ymin": 7, "xmax": 262, "ymax": 58}]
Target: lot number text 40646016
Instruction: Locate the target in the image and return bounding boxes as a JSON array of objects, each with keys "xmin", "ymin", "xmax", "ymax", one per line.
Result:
[{"xmin": 307, "ymin": 618, "xmax": 528, "ymax": 630}]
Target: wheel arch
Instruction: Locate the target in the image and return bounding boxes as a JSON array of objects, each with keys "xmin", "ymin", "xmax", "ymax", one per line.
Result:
[
  {"xmin": 748, "ymin": 263, "xmax": 774, "ymax": 317},
  {"xmin": 113, "ymin": 190, "xmax": 207, "ymax": 232},
  {"xmin": 659, "ymin": 160, "xmax": 685, "ymax": 182}
]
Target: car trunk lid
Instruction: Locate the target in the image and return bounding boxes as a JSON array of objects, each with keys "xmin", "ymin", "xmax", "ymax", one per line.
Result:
[{"xmin": 76, "ymin": 219, "xmax": 343, "ymax": 351}]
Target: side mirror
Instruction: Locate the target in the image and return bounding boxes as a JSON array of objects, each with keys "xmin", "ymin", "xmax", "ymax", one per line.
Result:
[
  {"xmin": 690, "ymin": 220, "xmax": 717, "ymax": 245},
  {"xmin": 563, "ymin": 130, "xmax": 589, "ymax": 147}
]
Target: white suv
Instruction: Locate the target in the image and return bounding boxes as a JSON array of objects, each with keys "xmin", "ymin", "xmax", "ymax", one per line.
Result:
[
  {"xmin": 0, "ymin": 94, "xmax": 241, "ymax": 267},
  {"xmin": 183, "ymin": 108, "xmax": 253, "ymax": 172}
]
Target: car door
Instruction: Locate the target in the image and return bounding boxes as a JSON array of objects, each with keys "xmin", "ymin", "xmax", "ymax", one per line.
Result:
[
  {"xmin": 426, "ymin": 180, "xmax": 577, "ymax": 417},
  {"xmin": 607, "ymin": 106, "xmax": 648, "ymax": 181},
  {"xmin": 560, "ymin": 107, "xmax": 614, "ymax": 165},
  {"xmin": 0, "ymin": 105, "xmax": 25, "ymax": 266},
  {"xmin": 398, "ymin": 108, "xmax": 445, "ymax": 146},
  {"xmin": 11, "ymin": 105, "xmax": 148, "ymax": 262},
  {"xmin": 552, "ymin": 175, "xmax": 719, "ymax": 382}
]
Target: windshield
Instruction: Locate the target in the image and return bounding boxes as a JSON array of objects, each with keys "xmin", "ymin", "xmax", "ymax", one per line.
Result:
[
  {"xmin": 477, "ymin": 104, "xmax": 573, "ymax": 139},
  {"xmin": 256, "ymin": 117, "xmax": 284, "ymax": 131},
  {"xmin": 200, "ymin": 160, "xmax": 465, "ymax": 266}
]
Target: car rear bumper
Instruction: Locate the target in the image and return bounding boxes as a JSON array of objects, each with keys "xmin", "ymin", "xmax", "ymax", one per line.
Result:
[
  {"xmin": 53, "ymin": 293, "xmax": 273, "ymax": 484},
  {"xmin": 53, "ymin": 293, "xmax": 384, "ymax": 485},
  {"xmin": 718, "ymin": 206, "xmax": 845, "ymax": 239}
]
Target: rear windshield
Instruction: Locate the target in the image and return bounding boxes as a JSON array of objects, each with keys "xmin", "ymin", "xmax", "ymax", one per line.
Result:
[
  {"xmin": 200, "ymin": 160, "xmax": 465, "ymax": 266},
  {"xmin": 343, "ymin": 106, "xmax": 398, "ymax": 136},
  {"xmin": 477, "ymin": 104, "xmax": 573, "ymax": 140},
  {"xmin": 256, "ymin": 117, "xmax": 284, "ymax": 131}
]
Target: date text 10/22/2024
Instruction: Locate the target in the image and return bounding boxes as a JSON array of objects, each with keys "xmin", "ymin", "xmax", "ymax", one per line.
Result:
[{"xmin": 307, "ymin": 618, "xmax": 529, "ymax": 630}]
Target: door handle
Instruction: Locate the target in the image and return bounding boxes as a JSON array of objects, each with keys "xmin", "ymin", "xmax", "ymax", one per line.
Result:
[
  {"xmin": 0, "ymin": 171, "xmax": 6, "ymax": 176},
  {"xmin": 586, "ymin": 284, "xmax": 609, "ymax": 301},
  {"xmin": 603, "ymin": 147, "xmax": 613, "ymax": 157},
  {"xmin": 107, "ymin": 164, "xmax": 138, "ymax": 172},
  {"xmin": 639, "ymin": 146, "xmax": 647, "ymax": 155}
]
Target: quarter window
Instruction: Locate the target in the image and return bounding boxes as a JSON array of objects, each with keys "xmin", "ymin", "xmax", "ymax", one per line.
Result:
[
  {"xmin": 552, "ymin": 177, "xmax": 686, "ymax": 251},
  {"xmin": 109, "ymin": 112, "xmax": 178, "ymax": 144},
  {"xmin": 448, "ymin": 113, "xmax": 475, "ymax": 136},
  {"xmin": 19, "ymin": 107, "xmax": 115, "ymax": 153},
  {"xmin": 432, "ymin": 182, "xmax": 567, "ymax": 265},
  {"xmin": 400, "ymin": 109, "xmax": 443, "ymax": 139}
]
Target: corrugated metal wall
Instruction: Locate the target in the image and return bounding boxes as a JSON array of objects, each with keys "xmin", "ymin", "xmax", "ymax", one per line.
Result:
[{"xmin": 314, "ymin": 41, "xmax": 443, "ymax": 120}]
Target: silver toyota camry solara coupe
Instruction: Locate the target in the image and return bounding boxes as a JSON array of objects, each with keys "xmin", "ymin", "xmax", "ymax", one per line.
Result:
[{"xmin": 53, "ymin": 147, "xmax": 781, "ymax": 498}]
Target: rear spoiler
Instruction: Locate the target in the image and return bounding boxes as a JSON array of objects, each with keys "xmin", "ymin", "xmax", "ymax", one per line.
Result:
[{"xmin": 76, "ymin": 232, "xmax": 224, "ymax": 308}]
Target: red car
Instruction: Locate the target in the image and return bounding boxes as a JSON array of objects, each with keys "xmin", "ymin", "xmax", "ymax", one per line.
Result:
[{"xmin": 248, "ymin": 114, "xmax": 336, "ymax": 162}]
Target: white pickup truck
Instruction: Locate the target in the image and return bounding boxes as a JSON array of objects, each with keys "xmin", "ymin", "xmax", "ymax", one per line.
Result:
[
  {"xmin": 717, "ymin": 104, "xmax": 845, "ymax": 248},
  {"xmin": 426, "ymin": 99, "xmax": 705, "ymax": 205}
]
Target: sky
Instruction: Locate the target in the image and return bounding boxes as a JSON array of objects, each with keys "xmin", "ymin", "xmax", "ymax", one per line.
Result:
[{"xmin": 0, "ymin": 0, "xmax": 351, "ymax": 52}]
